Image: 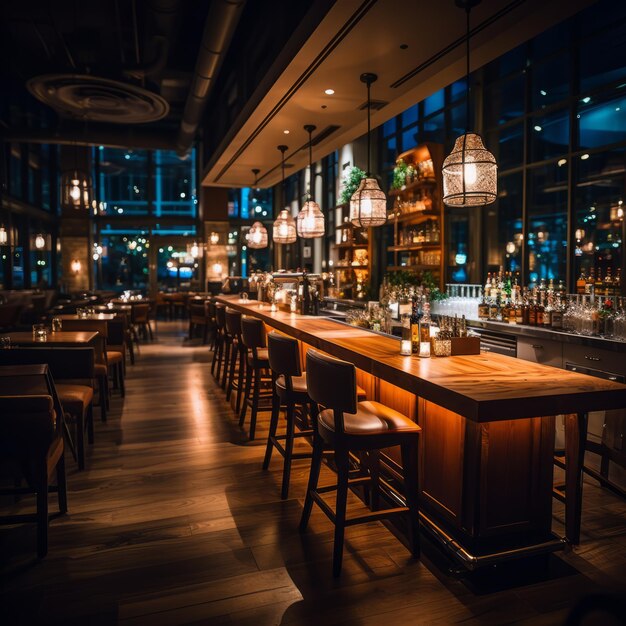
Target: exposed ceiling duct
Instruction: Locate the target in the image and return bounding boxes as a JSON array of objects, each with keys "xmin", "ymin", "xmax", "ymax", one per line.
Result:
[{"xmin": 175, "ymin": 0, "xmax": 246, "ymax": 155}]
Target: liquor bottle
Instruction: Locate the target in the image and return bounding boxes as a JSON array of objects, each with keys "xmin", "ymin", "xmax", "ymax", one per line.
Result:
[
  {"xmin": 543, "ymin": 293, "xmax": 553, "ymax": 328},
  {"xmin": 604, "ymin": 267, "xmax": 613, "ymax": 296},
  {"xmin": 501, "ymin": 297, "xmax": 510, "ymax": 323},
  {"xmin": 551, "ymin": 295, "xmax": 563, "ymax": 330},
  {"xmin": 419, "ymin": 299, "xmax": 431, "ymax": 358},
  {"xmin": 515, "ymin": 298, "xmax": 523, "ymax": 325},
  {"xmin": 614, "ymin": 268, "xmax": 622, "ymax": 294},
  {"xmin": 489, "ymin": 295, "xmax": 499, "ymax": 321},
  {"xmin": 594, "ymin": 268, "xmax": 603, "ymax": 295},
  {"xmin": 535, "ymin": 291, "xmax": 545, "ymax": 326},
  {"xmin": 529, "ymin": 292, "xmax": 537, "ymax": 326},
  {"xmin": 586, "ymin": 267, "xmax": 595, "ymax": 294},
  {"xmin": 521, "ymin": 289, "xmax": 530, "ymax": 325},
  {"xmin": 485, "ymin": 272, "xmax": 492, "ymax": 295},
  {"xmin": 410, "ymin": 296, "xmax": 421, "ymax": 354},
  {"xmin": 460, "ymin": 315, "xmax": 468, "ymax": 337},
  {"xmin": 478, "ymin": 288, "xmax": 490, "ymax": 320}
]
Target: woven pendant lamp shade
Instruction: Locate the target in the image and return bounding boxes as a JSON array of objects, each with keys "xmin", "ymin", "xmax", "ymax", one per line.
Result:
[
  {"xmin": 273, "ymin": 209, "xmax": 297, "ymax": 244},
  {"xmin": 350, "ymin": 177, "xmax": 387, "ymax": 227},
  {"xmin": 296, "ymin": 200, "xmax": 325, "ymax": 238},
  {"xmin": 61, "ymin": 169, "xmax": 93, "ymax": 210},
  {"xmin": 247, "ymin": 221, "xmax": 268, "ymax": 249},
  {"xmin": 442, "ymin": 133, "xmax": 497, "ymax": 207}
]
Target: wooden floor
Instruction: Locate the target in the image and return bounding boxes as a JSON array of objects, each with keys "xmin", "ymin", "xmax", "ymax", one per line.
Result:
[{"xmin": 1, "ymin": 322, "xmax": 625, "ymax": 625}]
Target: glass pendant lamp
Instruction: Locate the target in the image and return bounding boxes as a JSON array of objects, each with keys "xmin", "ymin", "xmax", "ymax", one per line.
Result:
[
  {"xmin": 247, "ymin": 169, "xmax": 268, "ymax": 249},
  {"xmin": 273, "ymin": 145, "xmax": 297, "ymax": 244},
  {"xmin": 442, "ymin": 0, "xmax": 497, "ymax": 207},
  {"xmin": 61, "ymin": 144, "xmax": 93, "ymax": 210},
  {"xmin": 296, "ymin": 125, "xmax": 325, "ymax": 238},
  {"xmin": 350, "ymin": 73, "xmax": 387, "ymax": 227}
]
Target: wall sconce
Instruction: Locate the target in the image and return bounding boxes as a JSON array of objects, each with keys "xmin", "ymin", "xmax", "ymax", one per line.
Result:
[
  {"xmin": 70, "ymin": 259, "xmax": 82, "ymax": 274},
  {"xmin": 0, "ymin": 226, "xmax": 8, "ymax": 246},
  {"xmin": 575, "ymin": 229, "xmax": 585, "ymax": 242},
  {"xmin": 35, "ymin": 233, "xmax": 46, "ymax": 250},
  {"xmin": 505, "ymin": 241, "xmax": 516, "ymax": 254},
  {"xmin": 211, "ymin": 262, "xmax": 223, "ymax": 276},
  {"xmin": 209, "ymin": 232, "xmax": 220, "ymax": 245}
]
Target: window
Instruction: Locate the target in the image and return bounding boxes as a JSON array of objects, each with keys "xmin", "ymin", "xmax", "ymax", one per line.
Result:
[
  {"xmin": 487, "ymin": 123, "xmax": 524, "ymax": 171},
  {"xmin": 98, "ymin": 148, "xmax": 150, "ymax": 216},
  {"xmin": 530, "ymin": 108, "xmax": 569, "ymax": 162},
  {"xmin": 485, "ymin": 74, "xmax": 525, "ymax": 126},
  {"xmin": 154, "ymin": 150, "xmax": 197, "ymax": 217},
  {"xmin": 577, "ymin": 90, "xmax": 626, "ymax": 149},
  {"xmin": 531, "ymin": 52, "xmax": 570, "ymax": 110}
]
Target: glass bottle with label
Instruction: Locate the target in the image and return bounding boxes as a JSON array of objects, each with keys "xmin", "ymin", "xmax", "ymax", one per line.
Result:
[{"xmin": 410, "ymin": 296, "xmax": 421, "ymax": 353}]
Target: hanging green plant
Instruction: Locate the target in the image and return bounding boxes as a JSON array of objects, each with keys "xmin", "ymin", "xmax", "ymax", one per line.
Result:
[
  {"xmin": 338, "ymin": 166, "xmax": 366, "ymax": 205},
  {"xmin": 391, "ymin": 159, "xmax": 409, "ymax": 190}
]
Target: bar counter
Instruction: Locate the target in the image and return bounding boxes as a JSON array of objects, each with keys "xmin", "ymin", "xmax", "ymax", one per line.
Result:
[{"xmin": 216, "ymin": 295, "xmax": 626, "ymax": 569}]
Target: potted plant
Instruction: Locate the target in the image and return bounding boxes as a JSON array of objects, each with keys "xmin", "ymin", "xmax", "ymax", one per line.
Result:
[
  {"xmin": 338, "ymin": 166, "xmax": 366, "ymax": 205},
  {"xmin": 392, "ymin": 159, "xmax": 409, "ymax": 190}
]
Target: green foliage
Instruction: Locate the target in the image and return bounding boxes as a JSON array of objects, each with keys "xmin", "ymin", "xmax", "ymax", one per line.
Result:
[
  {"xmin": 339, "ymin": 166, "xmax": 367, "ymax": 205},
  {"xmin": 391, "ymin": 159, "xmax": 409, "ymax": 190},
  {"xmin": 386, "ymin": 270, "xmax": 421, "ymax": 287}
]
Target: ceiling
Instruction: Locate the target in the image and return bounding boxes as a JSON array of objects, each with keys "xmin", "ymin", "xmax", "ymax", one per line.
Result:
[
  {"xmin": 201, "ymin": 0, "xmax": 595, "ymax": 188},
  {"xmin": 0, "ymin": 0, "xmax": 596, "ymax": 188}
]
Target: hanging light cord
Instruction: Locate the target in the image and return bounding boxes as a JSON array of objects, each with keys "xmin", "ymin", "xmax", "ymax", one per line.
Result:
[
  {"xmin": 465, "ymin": 3, "xmax": 471, "ymax": 135},
  {"xmin": 366, "ymin": 79, "xmax": 372, "ymax": 176},
  {"xmin": 308, "ymin": 129, "xmax": 313, "ymax": 200}
]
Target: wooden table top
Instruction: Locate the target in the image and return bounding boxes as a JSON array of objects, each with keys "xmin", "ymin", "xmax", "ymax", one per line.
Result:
[
  {"xmin": 217, "ymin": 296, "xmax": 626, "ymax": 422},
  {"xmin": 56, "ymin": 313, "xmax": 117, "ymax": 321},
  {"xmin": 1, "ymin": 331, "xmax": 99, "ymax": 346}
]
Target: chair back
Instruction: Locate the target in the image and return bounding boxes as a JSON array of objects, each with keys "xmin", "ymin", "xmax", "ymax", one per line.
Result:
[
  {"xmin": 305, "ymin": 350, "xmax": 357, "ymax": 429},
  {"xmin": 107, "ymin": 317, "xmax": 126, "ymax": 346},
  {"xmin": 0, "ymin": 347, "xmax": 95, "ymax": 385},
  {"xmin": 56, "ymin": 319, "xmax": 107, "ymax": 365},
  {"xmin": 241, "ymin": 316, "xmax": 266, "ymax": 350},
  {"xmin": 267, "ymin": 332, "xmax": 301, "ymax": 377},
  {"xmin": 0, "ymin": 304, "xmax": 22, "ymax": 328},
  {"xmin": 215, "ymin": 303, "xmax": 226, "ymax": 330},
  {"xmin": 207, "ymin": 300, "xmax": 216, "ymax": 322},
  {"xmin": 131, "ymin": 303, "xmax": 150, "ymax": 324},
  {"xmin": 189, "ymin": 303, "xmax": 207, "ymax": 324},
  {"xmin": 225, "ymin": 308, "xmax": 242, "ymax": 338}
]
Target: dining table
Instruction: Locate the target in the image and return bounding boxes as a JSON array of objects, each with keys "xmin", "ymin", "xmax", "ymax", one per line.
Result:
[
  {"xmin": 1, "ymin": 331, "xmax": 99, "ymax": 347},
  {"xmin": 56, "ymin": 313, "xmax": 117, "ymax": 321}
]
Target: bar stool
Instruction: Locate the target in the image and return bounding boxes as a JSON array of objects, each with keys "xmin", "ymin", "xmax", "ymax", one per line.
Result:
[
  {"xmin": 300, "ymin": 349, "xmax": 421, "ymax": 577},
  {"xmin": 206, "ymin": 300, "xmax": 218, "ymax": 351},
  {"xmin": 211, "ymin": 303, "xmax": 226, "ymax": 381},
  {"xmin": 224, "ymin": 308, "xmax": 244, "ymax": 408},
  {"xmin": 221, "ymin": 307, "xmax": 239, "ymax": 390},
  {"xmin": 264, "ymin": 332, "xmax": 369, "ymax": 500},
  {"xmin": 239, "ymin": 316, "xmax": 273, "ymax": 440}
]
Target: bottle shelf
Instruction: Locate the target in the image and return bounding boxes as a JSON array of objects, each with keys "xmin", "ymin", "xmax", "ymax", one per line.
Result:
[
  {"xmin": 386, "ymin": 210, "xmax": 440, "ymax": 225},
  {"xmin": 386, "ymin": 264, "xmax": 441, "ymax": 272},
  {"xmin": 336, "ymin": 242, "xmax": 368, "ymax": 249},
  {"xmin": 388, "ymin": 178, "xmax": 437, "ymax": 196},
  {"xmin": 387, "ymin": 242, "xmax": 440, "ymax": 252}
]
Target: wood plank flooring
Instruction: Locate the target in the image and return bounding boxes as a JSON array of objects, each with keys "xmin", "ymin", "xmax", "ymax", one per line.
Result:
[{"xmin": 1, "ymin": 322, "xmax": 625, "ymax": 625}]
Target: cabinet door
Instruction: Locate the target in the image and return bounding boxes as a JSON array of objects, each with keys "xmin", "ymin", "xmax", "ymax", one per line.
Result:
[
  {"xmin": 517, "ymin": 336, "xmax": 563, "ymax": 368},
  {"xmin": 562, "ymin": 343, "xmax": 626, "ymax": 378}
]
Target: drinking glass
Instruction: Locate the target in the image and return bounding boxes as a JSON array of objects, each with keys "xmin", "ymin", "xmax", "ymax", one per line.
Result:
[
  {"xmin": 51, "ymin": 317, "xmax": 62, "ymax": 332},
  {"xmin": 32, "ymin": 323, "xmax": 47, "ymax": 341},
  {"xmin": 0, "ymin": 336, "xmax": 11, "ymax": 349}
]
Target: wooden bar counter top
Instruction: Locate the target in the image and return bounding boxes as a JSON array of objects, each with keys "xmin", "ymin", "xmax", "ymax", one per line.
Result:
[{"xmin": 216, "ymin": 295, "xmax": 626, "ymax": 568}]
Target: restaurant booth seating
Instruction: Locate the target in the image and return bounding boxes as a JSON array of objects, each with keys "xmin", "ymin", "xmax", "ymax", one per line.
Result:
[
  {"xmin": 0, "ymin": 364, "xmax": 67, "ymax": 558},
  {"xmin": 300, "ymin": 350, "xmax": 421, "ymax": 577}
]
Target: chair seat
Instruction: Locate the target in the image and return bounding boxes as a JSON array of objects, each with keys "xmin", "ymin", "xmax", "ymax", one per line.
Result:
[
  {"xmin": 56, "ymin": 383, "xmax": 93, "ymax": 415},
  {"xmin": 276, "ymin": 372, "xmax": 367, "ymax": 401},
  {"xmin": 106, "ymin": 351, "xmax": 123, "ymax": 365},
  {"xmin": 94, "ymin": 363, "xmax": 108, "ymax": 377},
  {"xmin": 247, "ymin": 348, "xmax": 269, "ymax": 366},
  {"xmin": 319, "ymin": 400, "xmax": 420, "ymax": 436}
]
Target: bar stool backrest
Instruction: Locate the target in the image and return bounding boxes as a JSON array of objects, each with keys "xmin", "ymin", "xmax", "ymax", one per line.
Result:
[
  {"xmin": 215, "ymin": 303, "xmax": 226, "ymax": 330},
  {"xmin": 131, "ymin": 303, "xmax": 150, "ymax": 324},
  {"xmin": 267, "ymin": 332, "xmax": 301, "ymax": 377},
  {"xmin": 306, "ymin": 350, "xmax": 357, "ymax": 432},
  {"xmin": 207, "ymin": 300, "xmax": 216, "ymax": 322},
  {"xmin": 241, "ymin": 316, "xmax": 266, "ymax": 363},
  {"xmin": 225, "ymin": 308, "xmax": 242, "ymax": 337}
]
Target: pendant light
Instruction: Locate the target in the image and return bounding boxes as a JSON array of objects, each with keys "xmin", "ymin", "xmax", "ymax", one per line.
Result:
[
  {"xmin": 0, "ymin": 226, "xmax": 7, "ymax": 246},
  {"xmin": 296, "ymin": 125, "xmax": 325, "ymax": 238},
  {"xmin": 35, "ymin": 233, "xmax": 46, "ymax": 250},
  {"xmin": 61, "ymin": 143, "xmax": 93, "ymax": 210},
  {"xmin": 442, "ymin": 0, "xmax": 497, "ymax": 207},
  {"xmin": 273, "ymin": 145, "xmax": 297, "ymax": 244},
  {"xmin": 350, "ymin": 73, "xmax": 387, "ymax": 227},
  {"xmin": 247, "ymin": 169, "xmax": 268, "ymax": 249}
]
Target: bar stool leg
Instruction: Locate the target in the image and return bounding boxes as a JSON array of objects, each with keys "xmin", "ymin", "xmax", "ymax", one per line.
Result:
[
  {"xmin": 226, "ymin": 341, "xmax": 238, "ymax": 401},
  {"xmin": 368, "ymin": 450, "xmax": 380, "ymax": 511},
  {"xmin": 235, "ymin": 348, "xmax": 246, "ymax": 415},
  {"xmin": 400, "ymin": 439, "xmax": 420, "ymax": 558},
  {"xmin": 36, "ymin": 467, "xmax": 49, "ymax": 559},
  {"xmin": 56, "ymin": 451, "xmax": 68, "ymax": 514},
  {"xmin": 281, "ymin": 402, "xmax": 296, "ymax": 499},
  {"xmin": 333, "ymin": 448, "xmax": 350, "ymax": 577},
  {"xmin": 249, "ymin": 368, "xmax": 261, "ymax": 440},
  {"xmin": 239, "ymin": 363, "xmax": 253, "ymax": 427},
  {"xmin": 210, "ymin": 333, "xmax": 219, "ymax": 375},
  {"xmin": 263, "ymin": 388, "xmax": 280, "ymax": 470},
  {"xmin": 221, "ymin": 340, "xmax": 231, "ymax": 389},
  {"xmin": 300, "ymin": 430, "xmax": 324, "ymax": 531}
]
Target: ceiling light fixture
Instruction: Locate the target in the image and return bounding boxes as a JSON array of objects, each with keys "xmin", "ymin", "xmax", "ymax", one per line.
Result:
[
  {"xmin": 324, "ymin": 88, "xmax": 335, "ymax": 95},
  {"xmin": 442, "ymin": 0, "xmax": 497, "ymax": 207},
  {"xmin": 61, "ymin": 143, "xmax": 93, "ymax": 210},
  {"xmin": 34, "ymin": 233, "xmax": 46, "ymax": 250},
  {"xmin": 247, "ymin": 169, "xmax": 268, "ymax": 249},
  {"xmin": 296, "ymin": 125, "xmax": 325, "ymax": 238},
  {"xmin": 273, "ymin": 145, "xmax": 297, "ymax": 244},
  {"xmin": 349, "ymin": 73, "xmax": 387, "ymax": 228}
]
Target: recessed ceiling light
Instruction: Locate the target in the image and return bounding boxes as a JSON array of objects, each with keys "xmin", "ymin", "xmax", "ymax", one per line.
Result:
[
  {"xmin": 283, "ymin": 130, "xmax": 290, "ymax": 134},
  {"xmin": 580, "ymin": 153, "xmax": 590, "ymax": 160},
  {"xmin": 534, "ymin": 125, "xmax": 542, "ymax": 132},
  {"xmin": 324, "ymin": 88, "xmax": 335, "ymax": 95}
]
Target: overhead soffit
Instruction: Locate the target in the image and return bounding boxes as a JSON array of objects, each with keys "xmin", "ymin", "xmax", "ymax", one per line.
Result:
[{"xmin": 202, "ymin": 0, "xmax": 595, "ymax": 189}]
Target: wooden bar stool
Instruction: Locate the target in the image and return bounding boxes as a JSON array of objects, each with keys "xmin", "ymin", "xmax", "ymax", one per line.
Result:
[
  {"xmin": 238, "ymin": 316, "xmax": 273, "ymax": 440},
  {"xmin": 264, "ymin": 332, "xmax": 369, "ymax": 500},
  {"xmin": 300, "ymin": 349, "xmax": 421, "ymax": 577},
  {"xmin": 224, "ymin": 308, "xmax": 244, "ymax": 407},
  {"xmin": 221, "ymin": 307, "xmax": 239, "ymax": 390},
  {"xmin": 211, "ymin": 303, "xmax": 226, "ymax": 381}
]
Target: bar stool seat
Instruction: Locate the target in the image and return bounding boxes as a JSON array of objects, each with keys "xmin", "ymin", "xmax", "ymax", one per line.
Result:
[
  {"xmin": 319, "ymin": 400, "xmax": 417, "ymax": 436},
  {"xmin": 276, "ymin": 372, "xmax": 367, "ymax": 403},
  {"xmin": 248, "ymin": 348, "xmax": 269, "ymax": 365}
]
